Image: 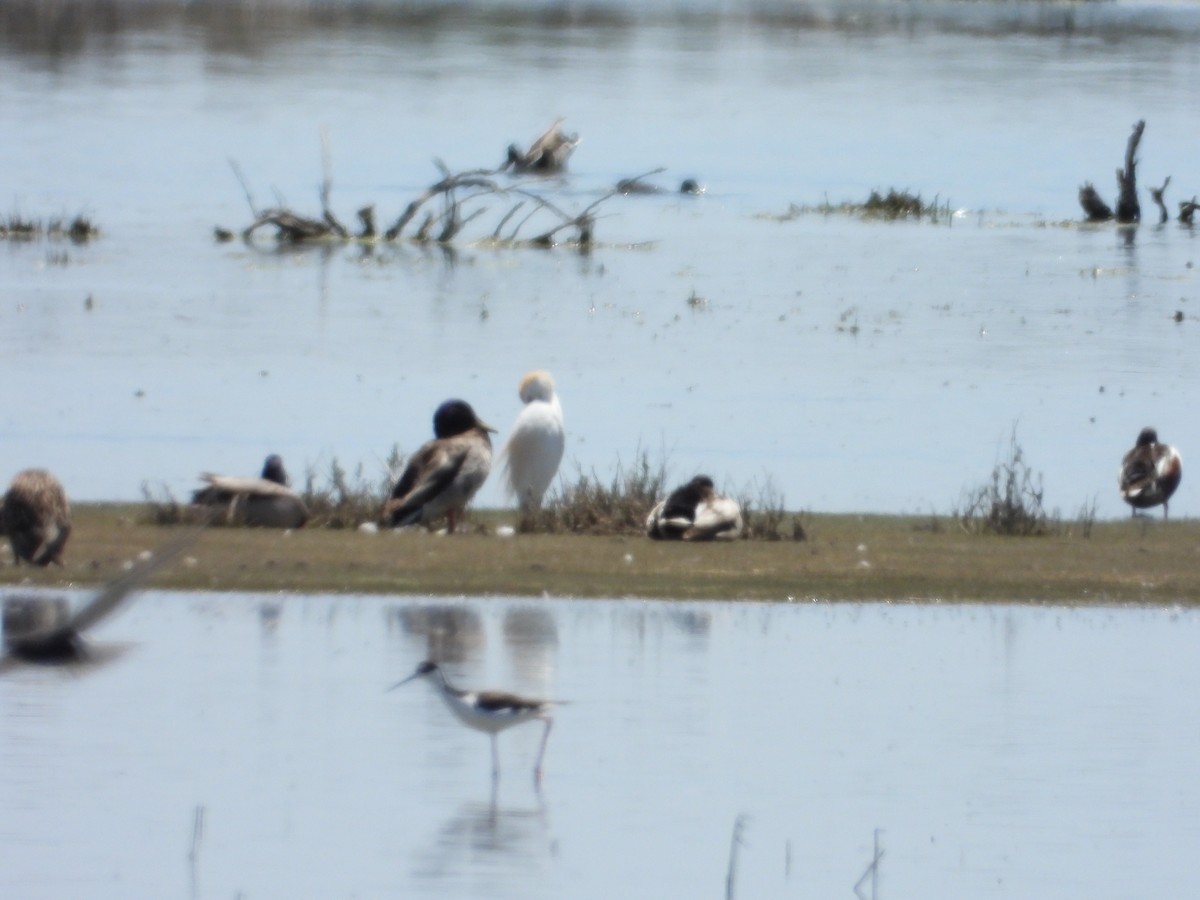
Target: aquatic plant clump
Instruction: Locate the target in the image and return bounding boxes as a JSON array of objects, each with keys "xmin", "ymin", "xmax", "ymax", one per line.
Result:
[
  {"xmin": 759, "ymin": 188, "xmax": 954, "ymax": 224},
  {"xmin": 1, "ymin": 213, "xmax": 98, "ymax": 242}
]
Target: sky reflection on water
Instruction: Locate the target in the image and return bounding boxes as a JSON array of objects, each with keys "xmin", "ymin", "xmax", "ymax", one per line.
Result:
[{"xmin": 0, "ymin": 592, "xmax": 1197, "ymax": 898}]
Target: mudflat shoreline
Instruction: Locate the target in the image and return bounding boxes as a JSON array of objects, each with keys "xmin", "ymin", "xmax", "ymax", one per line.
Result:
[{"xmin": 1, "ymin": 504, "xmax": 1196, "ymax": 605}]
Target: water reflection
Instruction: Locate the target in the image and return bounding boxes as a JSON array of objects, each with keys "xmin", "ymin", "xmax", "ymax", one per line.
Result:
[
  {"xmin": 0, "ymin": 592, "xmax": 1197, "ymax": 899},
  {"xmin": 417, "ymin": 781, "xmax": 556, "ymax": 893},
  {"xmin": 389, "ymin": 603, "xmax": 486, "ymax": 663},
  {"xmin": 5, "ymin": 0, "xmax": 1200, "ymax": 62}
]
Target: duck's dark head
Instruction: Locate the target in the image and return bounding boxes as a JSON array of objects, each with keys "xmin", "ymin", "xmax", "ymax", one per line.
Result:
[
  {"xmin": 1136, "ymin": 427, "xmax": 1159, "ymax": 448},
  {"xmin": 261, "ymin": 454, "xmax": 289, "ymax": 485},
  {"xmin": 433, "ymin": 400, "xmax": 496, "ymax": 437},
  {"xmin": 679, "ymin": 178, "xmax": 704, "ymax": 195}
]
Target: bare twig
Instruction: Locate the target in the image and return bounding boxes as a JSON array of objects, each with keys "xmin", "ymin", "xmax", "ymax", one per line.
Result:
[
  {"xmin": 853, "ymin": 829, "xmax": 884, "ymax": 900},
  {"xmin": 228, "ymin": 159, "xmax": 259, "ymax": 217},
  {"xmin": 725, "ymin": 814, "xmax": 750, "ymax": 900}
]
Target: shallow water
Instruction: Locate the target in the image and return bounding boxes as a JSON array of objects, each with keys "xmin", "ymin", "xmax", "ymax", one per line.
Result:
[
  {"xmin": 1, "ymin": 1, "xmax": 1199, "ymax": 519},
  {"xmin": 0, "ymin": 591, "xmax": 1196, "ymax": 898}
]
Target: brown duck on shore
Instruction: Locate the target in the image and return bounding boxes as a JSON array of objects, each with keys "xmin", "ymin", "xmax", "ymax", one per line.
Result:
[
  {"xmin": 2, "ymin": 468, "xmax": 71, "ymax": 566},
  {"xmin": 384, "ymin": 400, "xmax": 496, "ymax": 534},
  {"xmin": 192, "ymin": 454, "xmax": 309, "ymax": 528},
  {"xmin": 1119, "ymin": 427, "xmax": 1182, "ymax": 519},
  {"xmin": 646, "ymin": 475, "xmax": 744, "ymax": 541}
]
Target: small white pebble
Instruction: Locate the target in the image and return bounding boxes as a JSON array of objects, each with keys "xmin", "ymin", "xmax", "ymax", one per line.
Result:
[
  {"xmin": 623, "ymin": 553, "xmax": 634, "ymax": 564},
  {"xmin": 495, "ymin": 525, "xmax": 516, "ymax": 538},
  {"xmin": 183, "ymin": 556, "xmax": 197, "ymax": 568},
  {"xmin": 137, "ymin": 550, "xmax": 153, "ymax": 563},
  {"xmin": 857, "ymin": 559, "xmax": 872, "ymax": 569},
  {"xmin": 358, "ymin": 522, "xmax": 379, "ymax": 535},
  {"xmin": 856, "ymin": 544, "xmax": 868, "ymax": 553}
]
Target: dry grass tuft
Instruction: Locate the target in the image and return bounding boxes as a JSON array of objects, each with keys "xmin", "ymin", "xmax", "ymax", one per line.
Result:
[
  {"xmin": 522, "ymin": 451, "xmax": 666, "ymax": 535},
  {"xmin": 957, "ymin": 429, "xmax": 1050, "ymax": 536}
]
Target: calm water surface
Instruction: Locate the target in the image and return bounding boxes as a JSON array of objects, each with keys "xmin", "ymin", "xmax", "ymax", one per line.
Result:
[
  {"xmin": 0, "ymin": 592, "xmax": 1196, "ymax": 898},
  {"xmin": 2, "ymin": 2, "xmax": 1199, "ymax": 518}
]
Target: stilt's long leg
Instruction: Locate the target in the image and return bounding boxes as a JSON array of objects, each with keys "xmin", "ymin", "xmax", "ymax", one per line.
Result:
[
  {"xmin": 491, "ymin": 733, "xmax": 500, "ymax": 780},
  {"xmin": 534, "ymin": 716, "xmax": 554, "ymax": 781}
]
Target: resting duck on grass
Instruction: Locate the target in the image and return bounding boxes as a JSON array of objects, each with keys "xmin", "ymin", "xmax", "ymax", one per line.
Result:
[
  {"xmin": 192, "ymin": 454, "xmax": 309, "ymax": 528},
  {"xmin": 384, "ymin": 400, "xmax": 496, "ymax": 534},
  {"xmin": 1119, "ymin": 427, "xmax": 1182, "ymax": 519},
  {"xmin": 500, "ymin": 370, "xmax": 565, "ymax": 516},
  {"xmin": 646, "ymin": 475, "xmax": 744, "ymax": 541},
  {"xmin": 2, "ymin": 468, "xmax": 71, "ymax": 566}
]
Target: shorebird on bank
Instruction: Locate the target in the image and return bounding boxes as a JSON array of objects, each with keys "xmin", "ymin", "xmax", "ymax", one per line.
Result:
[
  {"xmin": 500, "ymin": 370, "xmax": 565, "ymax": 516},
  {"xmin": 383, "ymin": 400, "xmax": 496, "ymax": 534},
  {"xmin": 390, "ymin": 660, "xmax": 559, "ymax": 782},
  {"xmin": 646, "ymin": 475, "xmax": 744, "ymax": 541},
  {"xmin": 1119, "ymin": 427, "xmax": 1182, "ymax": 519},
  {"xmin": 2, "ymin": 468, "xmax": 71, "ymax": 566}
]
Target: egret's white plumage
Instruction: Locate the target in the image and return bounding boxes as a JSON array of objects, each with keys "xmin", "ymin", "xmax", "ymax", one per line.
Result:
[{"xmin": 500, "ymin": 371, "xmax": 565, "ymax": 514}]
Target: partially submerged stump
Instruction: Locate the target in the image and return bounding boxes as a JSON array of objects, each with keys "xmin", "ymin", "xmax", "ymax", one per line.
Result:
[{"xmin": 1078, "ymin": 119, "xmax": 1158, "ymax": 225}]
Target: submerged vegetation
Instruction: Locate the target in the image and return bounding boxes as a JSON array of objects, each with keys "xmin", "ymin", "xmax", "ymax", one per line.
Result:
[
  {"xmin": 760, "ymin": 188, "xmax": 956, "ymax": 224},
  {"xmin": 0, "ymin": 213, "xmax": 98, "ymax": 242}
]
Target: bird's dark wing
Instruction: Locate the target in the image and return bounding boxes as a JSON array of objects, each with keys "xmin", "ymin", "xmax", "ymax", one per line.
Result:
[
  {"xmin": 67, "ymin": 527, "xmax": 204, "ymax": 634},
  {"xmin": 386, "ymin": 444, "xmax": 467, "ymax": 525}
]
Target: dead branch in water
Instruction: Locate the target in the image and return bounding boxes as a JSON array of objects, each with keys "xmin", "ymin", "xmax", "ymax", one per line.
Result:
[
  {"xmin": 1115, "ymin": 118, "xmax": 1144, "ymax": 223},
  {"xmin": 1079, "ymin": 119, "xmax": 1146, "ymax": 224},
  {"xmin": 228, "ymin": 151, "xmax": 619, "ymax": 249}
]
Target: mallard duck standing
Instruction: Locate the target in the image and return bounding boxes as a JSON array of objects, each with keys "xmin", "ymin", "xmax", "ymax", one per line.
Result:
[
  {"xmin": 500, "ymin": 370, "xmax": 565, "ymax": 515},
  {"xmin": 384, "ymin": 400, "xmax": 496, "ymax": 533},
  {"xmin": 2, "ymin": 468, "xmax": 71, "ymax": 566},
  {"xmin": 1119, "ymin": 427, "xmax": 1182, "ymax": 519},
  {"xmin": 646, "ymin": 475, "xmax": 744, "ymax": 541},
  {"xmin": 192, "ymin": 454, "xmax": 309, "ymax": 528}
]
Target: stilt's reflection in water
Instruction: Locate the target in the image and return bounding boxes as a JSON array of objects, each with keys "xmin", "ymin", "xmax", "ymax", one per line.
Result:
[{"xmin": 415, "ymin": 780, "xmax": 556, "ymax": 888}]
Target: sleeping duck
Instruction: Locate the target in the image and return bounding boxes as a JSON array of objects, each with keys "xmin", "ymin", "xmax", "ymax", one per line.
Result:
[
  {"xmin": 384, "ymin": 399, "xmax": 496, "ymax": 534},
  {"xmin": 2, "ymin": 468, "xmax": 71, "ymax": 566},
  {"xmin": 192, "ymin": 454, "xmax": 309, "ymax": 528},
  {"xmin": 646, "ymin": 475, "xmax": 744, "ymax": 541},
  {"xmin": 1119, "ymin": 427, "xmax": 1182, "ymax": 519}
]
